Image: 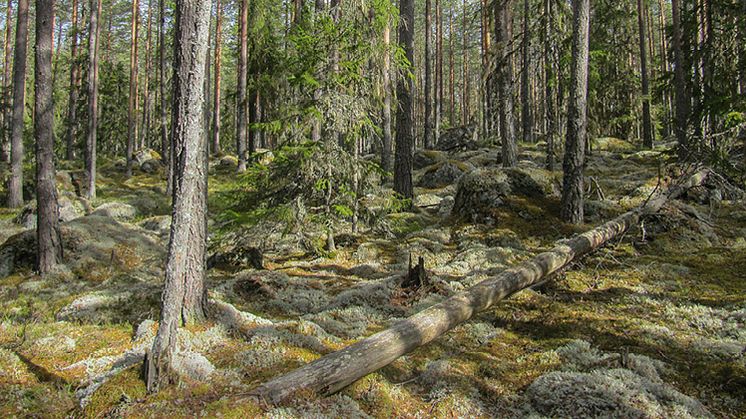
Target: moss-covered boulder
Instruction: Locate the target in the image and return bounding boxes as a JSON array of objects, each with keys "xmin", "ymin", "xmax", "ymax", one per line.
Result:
[{"xmin": 418, "ymin": 160, "xmax": 473, "ymax": 189}]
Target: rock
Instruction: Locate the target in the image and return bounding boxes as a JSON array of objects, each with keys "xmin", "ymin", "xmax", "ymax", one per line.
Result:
[
  {"xmin": 592, "ymin": 137, "xmax": 636, "ymax": 152},
  {"xmin": 437, "ymin": 196, "xmax": 455, "ymax": 218},
  {"xmin": 2, "ymin": 215, "xmax": 164, "ymax": 280},
  {"xmin": 133, "ymin": 148, "xmax": 162, "ymax": 165},
  {"xmin": 413, "ymin": 149, "xmax": 447, "ymax": 170},
  {"xmin": 207, "ymin": 244, "xmax": 263, "ymax": 271},
  {"xmin": 353, "ymin": 242, "xmax": 380, "ymax": 262},
  {"xmin": 171, "ymin": 351, "xmax": 215, "ymax": 381},
  {"xmin": 504, "ymin": 167, "xmax": 558, "ymax": 198},
  {"xmin": 418, "ymin": 161, "xmax": 472, "ymax": 189},
  {"xmin": 452, "ymin": 167, "xmax": 559, "ymax": 223},
  {"xmin": 252, "ymin": 148, "xmax": 275, "ymax": 165},
  {"xmin": 138, "ymin": 216, "xmax": 171, "ymax": 238},
  {"xmin": 452, "ymin": 169, "xmax": 511, "ymax": 223},
  {"xmin": 56, "ymin": 171, "xmax": 75, "ymax": 193},
  {"xmin": 415, "ymin": 193, "xmax": 443, "ymax": 208},
  {"xmin": 218, "ymin": 155, "xmax": 238, "ymax": 168},
  {"xmin": 139, "ymin": 159, "xmax": 160, "ymax": 173},
  {"xmin": 91, "ymin": 202, "xmax": 138, "ymax": 221},
  {"xmin": 435, "ymin": 124, "xmax": 479, "ymax": 151},
  {"xmin": 13, "ymin": 193, "xmax": 89, "ymax": 230}
]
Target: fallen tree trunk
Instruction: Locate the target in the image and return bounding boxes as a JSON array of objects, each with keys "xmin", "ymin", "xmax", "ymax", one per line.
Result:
[{"xmin": 250, "ymin": 169, "xmax": 710, "ymax": 404}]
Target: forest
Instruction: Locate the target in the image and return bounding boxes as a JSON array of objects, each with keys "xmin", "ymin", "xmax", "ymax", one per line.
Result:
[{"xmin": 0, "ymin": 0, "xmax": 744, "ymax": 416}]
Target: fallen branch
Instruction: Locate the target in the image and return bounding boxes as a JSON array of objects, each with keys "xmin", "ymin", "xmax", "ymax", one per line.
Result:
[{"xmin": 249, "ymin": 169, "xmax": 711, "ymax": 404}]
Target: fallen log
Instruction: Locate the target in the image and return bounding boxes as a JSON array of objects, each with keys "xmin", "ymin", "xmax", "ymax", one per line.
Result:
[{"xmin": 250, "ymin": 169, "xmax": 710, "ymax": 404}]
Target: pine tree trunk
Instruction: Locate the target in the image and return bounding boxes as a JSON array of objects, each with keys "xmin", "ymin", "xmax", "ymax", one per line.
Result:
[
  {"xmin": 521, "ymin": 0, "xmax": 532, "ymax": 143},
  {"xmin": 0, "ymin": 0, "xmax": 12, "ymax": 163},
  {"xmin": 35, "ymin": 0, "xmax": 62, "ymax": 275},
  {"xmin": 159, "ymin": 0, "xmax": 170, "ymax": 194},
  {"xmin": 142, "ymin": 0, "xmax": 154, "ymax": 150},
  {"xmin": 7, "ymin": 0, "xmax": 29, "ymax": 208},
  {"xmin": 637, "ymin": 0, "xmax": 653, "ymax": 149},
  {"xmin": 560, "ymin": 0, "xmax": 590, "ymax": 225},
  {"xmin": 671, "ymin": 0, "xmax": 690, "ymax": 159},
  {"xmin": 424, "ymin": 0, "xmax": 433, "ymax": 149},
  {"xmin": 236, "ymin": 0, "xmax": 248, "ymax": 172},
  {"xmin": 381, "ymin": 17, "xmax": 392, "ymax": 172},
  {"xmin": 146, "ymin": 0, "xmax": 211, "ymax": 392},
  {"xmin": 86, "ymin": 0, "xmax": 101, "ymax": 200},
  {"xmin": 435, "ymin": 0, "xmax": 442, "ymax": 143},
  {"xmin": 65, "ymin": 0, "xmax": 80, "ymax": 161},
  {"xmin": 211, "ymin": 0, "xmax": 222, "ymax": 155},
  {"xmin": 495, "ymin": 0, "xmax": 517, "ymax": 167},
  {"xmin": 126, "ymin": 0, "xmax": 140, "ymax": 177},
  {"xmin": 461, "ymin": 0, "xmax": 469, "ymax": 124},
  {"xmin": 449, "ymin": 11, "xmax": 455, "ymax": 126},
  {"xmin": 394, "ymin": 0, "xmax": 414, "ymax": 200},
  {"xmin": 543, "ymin": 0, "xmax": 555, "ymax": 171}
]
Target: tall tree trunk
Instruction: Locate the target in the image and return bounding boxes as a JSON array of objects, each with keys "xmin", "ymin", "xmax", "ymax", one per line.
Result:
[
  {"xmin": 211, "ymin": 0, "xmax": 222, "ymax": 155},
  {"xmin": 461, "ymin": 0, "xmax": 469, "ymax": 124},
  {"xmin": 86, "ymin": 0, "xmax": 101, "ymax": 200},
  {"xmin": 142, "ymin": 0, "xmax": 154, "ymax": 150},
  {"xmin": 543, "ymin": 0, "xmax": 555, "ymax": 170},
  {"xmin": 560, "ymin": 0, "xmax": 590, "ymax": 225},
  {"xmin": 424, "ymin": 0, "xmax": 433, "ymax": 148},
  {"xmin": 160, "ymin": 0, "xmax": 171, "ymax": 194},
  {"xmin": 435, "ymin": 0, "xmax": 442, "ymax": 143},
  {"xmin": 35, "ymin": 0, "xmax": 62, "ymax": 275},
  {"xmin": 7, "ymin": 0, "xmax": 29, "ymax": 208},
  {"xmin": 496, "ymin": 0, "xmax": 517, "ymax": 167},
  {"xmin": 671, "ymin": 0, "xmax": 690, "ymax": 158},
  {"xmin": 126, "ymin": 0, "xmax": 140, "ymax": 177},
  {"xmin": 637, "ymin": 0, "xmax": 653, "ymax": 149},
  {"xmin": 236, "ymin": 0, "xmax": 248, "ymax": 171},
  {"xmin": 521, "ymin": 0, "xmax": 532, "ymax": 143},
  {"xmin": 449, "ymin": 11, "xmax": 455, "ymax": 126},
  {"xmin": 394, "ymin": 0, "xmax": 414, "ymax": 200},
  {"xmin": 65, "ymin": 0, "xmax": 80, "ymax": 161},
  {"xmin": 0, "ymin": 0, "xmax": 12, "ymax": 163},
  {"xmin": 145, "ymin": 0, "xmax": 211, "ymax": 392},
  {"xmin": 381, "ymin": 16, "xmax": 393, "ymax": 172}
]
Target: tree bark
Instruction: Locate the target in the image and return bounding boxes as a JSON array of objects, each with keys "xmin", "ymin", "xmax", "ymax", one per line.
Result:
[
  {"xmin": 380, "ymin": 17, "xmax": 393, "ymax": 172},
  {"xmin": 461, "ymin": 0, "xmax": 469, "ymax": 124},
  {"xmin": 142, "ymin": 0, "xmax": 154, "ymax": 150},
  {"xmin": 1, "ymin": 0, "xmax": 13, "ymax": 163},
  {"xmin": 146, "ymin": 0, "xmax": 211, "ymax": 392},
  {"xmin": 424, "ymin": 0, "xmax": 433, "ymax": 149},
  {"xmin": 126, "ymin": 0, "xmax": 140, "ymax": 177},
  {"xmin": 637, "ymin": 0, "xmax": 653, "ymax": 149},
  {"xmin": 86, "ymin": 0, "xmax": 101, "ymax": 200},
  {"xmin": 249, "ymin": 168, "xmax": 711, "ymax": 404},
  {"xmin": 236, "ymin": 0, "xmax": 248, "ymax": 172},
  {"xmin": 496, "ymin": 0, "xmax": 517, "ymax": 167},
  {"xmin": 543, "ymin": 0, "xmax": 555, "ymax": 171},
  {"xmin": 35, "ymin": 0, "xmax": 62, "ymax": 275},
  {"xmin": 211, "ymin": 0, "xmax": 222, "ymax": 155},
  {"xmin": 7, "ymin": 0, "xmax": 29, "ymax": 208},
  {"xmin": 393, "ymin": 0, "xmax": 415, "ymax": 200},
  {"xmin": 449, "ymin": 11, "xmax": 455, "ymax": 126},
  {"xmin": 671, "ymin": 0, "xmax": 690, "ymax": 158},
  {"xmin": 435, "ymin": 0, "xmax": 442, "ymax": 144},
  {"xmin": 521, "ymin": 0, "xmax": 532, "ymax": 143},
  {"xmin": 159, "ymin": 0, "xmax": 171, "ymax": 194},
  {"xmin": 560, "ymin": 0, "xmax": 590, "ymax": 225},
  {"xmin": 65, "ymin": 0, "xmax": 80, "ymax": 161}
]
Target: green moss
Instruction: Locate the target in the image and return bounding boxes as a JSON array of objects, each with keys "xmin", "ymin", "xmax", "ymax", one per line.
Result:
[{"xmin": 83, "ymin": 365, "xmax": 146, "ymax": 418}]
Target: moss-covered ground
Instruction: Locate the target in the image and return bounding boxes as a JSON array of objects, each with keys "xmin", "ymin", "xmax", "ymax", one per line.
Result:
[{"xmin": 0, "ymin": 141, "xmax": 744, "ymax": 418}]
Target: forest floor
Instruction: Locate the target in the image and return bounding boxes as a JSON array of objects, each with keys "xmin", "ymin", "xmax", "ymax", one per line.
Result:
[{"xmin": 0, "ymin": 140, "xmax": 744, "ymax": 418}]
